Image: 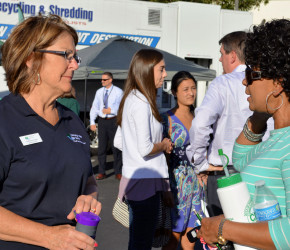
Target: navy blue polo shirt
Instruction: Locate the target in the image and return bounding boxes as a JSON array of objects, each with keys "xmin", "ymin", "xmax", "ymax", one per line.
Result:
[{"xmin": 0, "ymin": 93, "xmax": 93, "ymax": 249}]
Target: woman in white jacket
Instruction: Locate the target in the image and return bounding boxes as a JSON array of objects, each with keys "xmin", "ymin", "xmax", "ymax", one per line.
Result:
[{"xmin": 114, "ymin": 49, "xmax": 173, "ymax": 250}]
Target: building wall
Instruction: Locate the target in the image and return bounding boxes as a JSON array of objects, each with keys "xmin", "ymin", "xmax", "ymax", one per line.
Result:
[
  {"xmin": 251, "ymin": 0, "xmax": 290, "ymax": 25},
  {"xmin": 0, "ymin": 66, "xmax": 8, "ymax": 98},
  {"xmin": 173, "ymin": 2, "xmax": 221, "ymax": 70},
  {"xmin": 0, "ymin": 0, "xmax": 253, "ymax": 106}
]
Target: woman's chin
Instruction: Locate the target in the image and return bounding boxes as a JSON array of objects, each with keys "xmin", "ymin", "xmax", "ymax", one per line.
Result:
[{"xmin": 63, "ymin": 84, "xmax": 72, "ymax": 93}]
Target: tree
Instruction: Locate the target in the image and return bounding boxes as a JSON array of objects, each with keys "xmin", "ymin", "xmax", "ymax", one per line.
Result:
[{"xmin": 145, "ymin": 0, "xmax": 269, "ymax": 11}]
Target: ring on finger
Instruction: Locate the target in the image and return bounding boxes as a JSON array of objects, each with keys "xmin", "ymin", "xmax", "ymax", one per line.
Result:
[{"xmin": 90, "ymin": 208, "xmax": 96, "ymax": 213}]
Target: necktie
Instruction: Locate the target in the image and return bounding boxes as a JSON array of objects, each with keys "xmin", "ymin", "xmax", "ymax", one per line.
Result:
[{"xmin": 104, "ymin": 90, "xmax": 108, "ymax": 109}]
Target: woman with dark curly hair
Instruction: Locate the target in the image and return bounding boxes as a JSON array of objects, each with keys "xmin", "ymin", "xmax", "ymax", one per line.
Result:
[{"xmin": 196, "ymin": 19, "xmax": 290, "ymax": 249}]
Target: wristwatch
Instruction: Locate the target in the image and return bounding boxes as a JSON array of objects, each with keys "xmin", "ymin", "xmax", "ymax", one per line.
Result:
[{"xmin": 217, "ymin": 218, "xmax": 228, "ymax": 245}]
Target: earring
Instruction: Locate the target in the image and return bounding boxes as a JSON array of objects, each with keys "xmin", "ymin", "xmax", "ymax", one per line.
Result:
[
  {"xmin": 266, "ymin": 91, "xmax": 283, "ymax": 111},
  {"xmin": 35, "ymin": 73, "xmax": 40, "ymax": 85}
]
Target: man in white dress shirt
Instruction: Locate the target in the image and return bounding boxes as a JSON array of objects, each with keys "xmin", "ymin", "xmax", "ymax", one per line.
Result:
[
  {"xmin": 90, "ymin": 72, "xmax": 123, "ymax": 180},
  {"xmin": 186, "ymin": 31, "xmax": 251, "ymax": 216}
]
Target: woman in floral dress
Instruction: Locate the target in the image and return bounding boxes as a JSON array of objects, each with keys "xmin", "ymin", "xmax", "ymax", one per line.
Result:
[{"xmin": 162, "ymin": 71, "xmax": 205, "ymax": 250}]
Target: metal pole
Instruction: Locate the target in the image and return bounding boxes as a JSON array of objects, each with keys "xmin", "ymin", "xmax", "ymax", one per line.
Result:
[
  {"xmin": 83, "ymin": 78, "xmax": 87, "ymax": 123},
  {"xmin": 234, "ymin": 0, "xmax": 239, "ymax": 10}
]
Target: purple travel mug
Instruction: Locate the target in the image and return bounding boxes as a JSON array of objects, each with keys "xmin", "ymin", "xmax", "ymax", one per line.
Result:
[{"xmin": 76, "ymin": 212, "xmax": 101, "ymax": 239}]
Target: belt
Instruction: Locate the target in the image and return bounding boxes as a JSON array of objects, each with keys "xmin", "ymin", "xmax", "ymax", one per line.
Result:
[
  {"xmin": 99, "ymin": 116, "xmax": 116, "ymax": 120},
  {"xmin": 208, "ymin": 166, "xmax": 238, "ymax": 176}
]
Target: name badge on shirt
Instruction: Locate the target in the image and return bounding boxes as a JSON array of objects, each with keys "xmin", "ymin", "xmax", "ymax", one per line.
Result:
[{"xmin": 19, "ymin": 133, "xmax": 43, "ymax": 146}]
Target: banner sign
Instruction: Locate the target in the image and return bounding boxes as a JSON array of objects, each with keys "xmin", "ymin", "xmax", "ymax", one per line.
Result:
[
  {"xmin": 77, "ymin": 31, "xmax": 160, "ymax": 47},
  {"xmin": 0, "ymin": 24, "xmax": 160, "ymax": 47},
  {"xmin": 0, "ymin": 24, "xmax": 13, "ymax": 40},
  {"xmin": 0, "ymin": 1, "xmax": 160, "ymax": 47},
  {"xmin": 0, "ymin": 1, "xmax": 93, "ymax": 22}
]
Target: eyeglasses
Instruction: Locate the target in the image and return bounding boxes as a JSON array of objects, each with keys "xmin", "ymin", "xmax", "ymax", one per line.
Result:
[
  {"xmin": 245, "ymin": 65, "xmax": 262, "ymax": 86},
  {"xmin": 101, "ymin": 79, "xmax": 110, "ymax": 81},
  {"xmin": 37, "ymin": 50, "xmax": 81, "ymax": 65}
]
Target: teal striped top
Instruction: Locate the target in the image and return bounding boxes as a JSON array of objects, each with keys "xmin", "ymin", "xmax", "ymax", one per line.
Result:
[{"xmin": 233, "ymin": 126, "xmax": 290, "ymax": 249}]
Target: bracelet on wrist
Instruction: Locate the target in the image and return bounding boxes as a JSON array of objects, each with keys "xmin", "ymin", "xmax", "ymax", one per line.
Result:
[
  {"xmin": 242, "ymin": 117, "xmax": 267, "ymax": 142},
  {"xmin": 217, "ymin": 218, "xmax": 228, "ymax": 245}
]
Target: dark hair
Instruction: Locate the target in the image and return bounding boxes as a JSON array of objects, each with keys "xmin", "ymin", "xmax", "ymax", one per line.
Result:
[
  {"xmin": 219, "ymin": 31, "xmax": 247, "ymax": 63},
  {"xmin": 171, "ymin": 71, "xmax": 196, "ymax": 95},
  {"xmin": 245, "ymin": 19, "xmax": 290, "ymax": 100},
  {"xmin": 103, "ymin": 72, "xmax": 113, "ymax": 80},
  {"xmin": 1, "ymin": 14, "xmax": 78, "ymax": 94},
  {"xmin": 117, "ymin": 49, "xmax": 163, "ymax": 126},
  {"xmin": 171, "ymin": 71, "xmax": 196, "ymax": 111}
]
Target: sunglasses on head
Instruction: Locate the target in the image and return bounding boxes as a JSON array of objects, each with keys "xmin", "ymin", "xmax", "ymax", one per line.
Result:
[{"xmin": 245, "ymin": 65, "xmax": 262, "ymax": 86}]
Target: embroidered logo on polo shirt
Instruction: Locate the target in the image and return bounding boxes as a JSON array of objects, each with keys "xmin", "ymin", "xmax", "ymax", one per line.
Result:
[{"xmin": 67, "ymin": 134, "xmax": 86, "ymax": 144}]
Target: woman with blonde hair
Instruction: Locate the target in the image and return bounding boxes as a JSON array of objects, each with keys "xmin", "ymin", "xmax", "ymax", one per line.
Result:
[{"xmin": 0, "ymin": 15, "xmax": 100, "ymax": 249}]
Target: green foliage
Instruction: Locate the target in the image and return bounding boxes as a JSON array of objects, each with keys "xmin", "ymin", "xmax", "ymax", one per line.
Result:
[
  {"xmin": 17, "ymin": 4, "xmax": 24, "ymax": 23},
  {"xmin": 146, "ymin": 0, "xmax": 269, "ymax": 11}
]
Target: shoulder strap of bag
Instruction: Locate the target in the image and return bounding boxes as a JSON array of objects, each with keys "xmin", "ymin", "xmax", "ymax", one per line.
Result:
[{"xmin": 167, "ymin": 113, "xmax": 173, "ymax": 138}]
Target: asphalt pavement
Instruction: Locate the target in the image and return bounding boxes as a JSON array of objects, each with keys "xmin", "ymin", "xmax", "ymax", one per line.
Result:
[
  {"xmin": 91, "ymin": 154, "xmax": 163, "ymax": 250},
  {"xmin": 91, "ymin": 154, "xmax": 128, "ymax": 250}
]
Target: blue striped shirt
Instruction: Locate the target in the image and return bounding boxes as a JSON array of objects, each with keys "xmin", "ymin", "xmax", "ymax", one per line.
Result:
[{"xmin": 233, "ymin": 126, "xmax": 290, "ymax": 249}]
